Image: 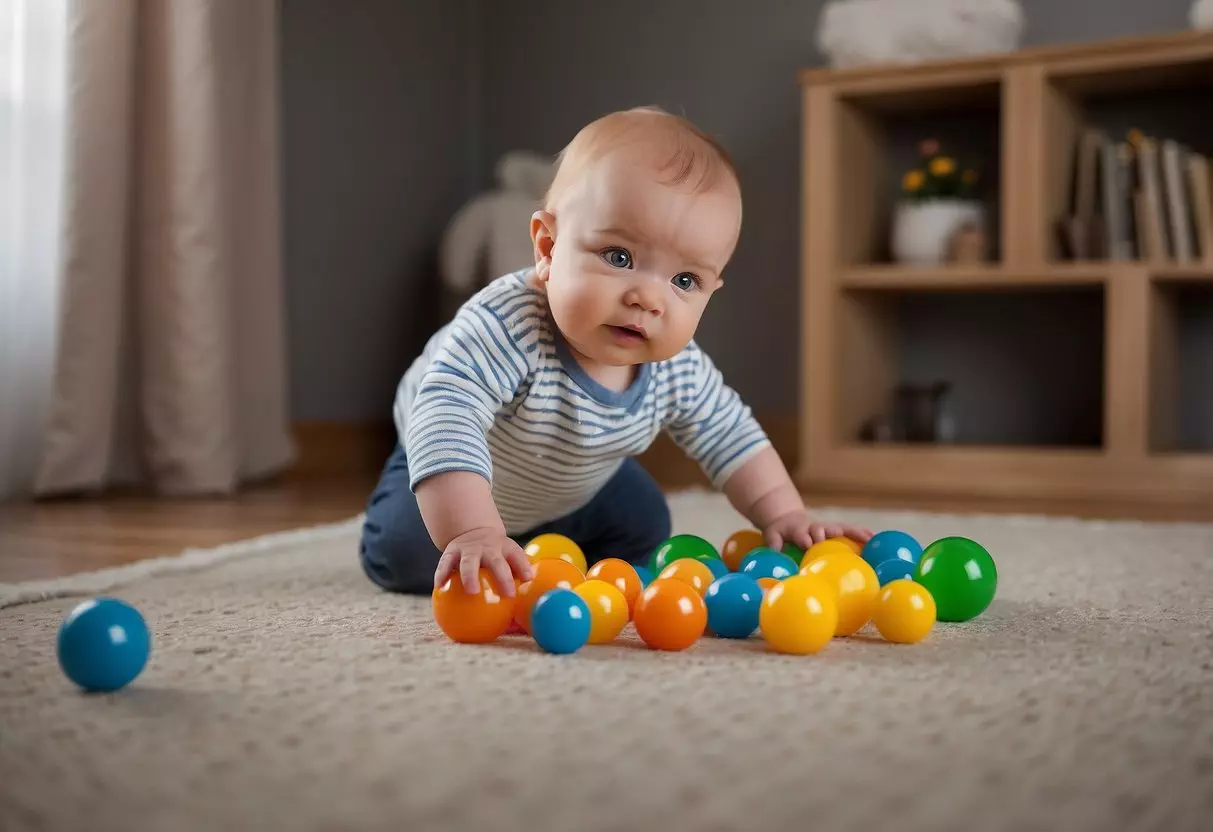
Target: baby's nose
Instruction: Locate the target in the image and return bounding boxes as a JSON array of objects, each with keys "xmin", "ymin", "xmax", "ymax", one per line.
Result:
[{"xmin": 625, "ymin": 283, "xmax": 663, "ymax": 314}]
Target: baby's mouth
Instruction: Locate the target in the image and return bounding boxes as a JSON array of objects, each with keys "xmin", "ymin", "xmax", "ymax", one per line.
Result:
[{"xmin": 607, "ymin": 324, "xmax": 648, "ymax": 342}]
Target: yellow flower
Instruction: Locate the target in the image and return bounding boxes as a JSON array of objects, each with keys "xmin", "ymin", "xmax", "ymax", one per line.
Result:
[
  {"xmin": 962, "ymin": 169, "xmax": 978, "ymax": 183},
  {"xmin": 902, "ymin": 170, "xmax": 925, "ymax": 191},
  {"xmin": 929, "ymin": 156, "xmax": 956, "ymax": 177}
]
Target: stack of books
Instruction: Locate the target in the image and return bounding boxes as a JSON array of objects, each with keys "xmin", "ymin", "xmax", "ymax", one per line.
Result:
[{"xmin": 1057, "ymin": 127, "xmax": 1213, "ymax": 263}]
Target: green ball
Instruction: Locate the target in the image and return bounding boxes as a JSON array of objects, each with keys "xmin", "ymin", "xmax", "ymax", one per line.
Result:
[
  {"xmin": 780, "ymin": 542, "xmax": 805, "ymax": 565},
  {"xmin": 913, "ymin": 536, "xmax": 997, "ymax": 622},
  {"xmin": 650, "ymin": 534, "xmax": 719, "ymax": 575}
]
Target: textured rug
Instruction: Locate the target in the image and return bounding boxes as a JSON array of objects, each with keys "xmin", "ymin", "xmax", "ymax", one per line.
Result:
[{"xmin": 2, "ymin": 491, "xmax": 1212, "ymax": 832}]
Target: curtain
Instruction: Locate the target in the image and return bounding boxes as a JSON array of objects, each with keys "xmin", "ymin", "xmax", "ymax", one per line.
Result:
[
  {"xmin": 0, "ymin": 0, "xmax": 69, "ymax": 500},
  {"xmin": 4, "ymin": 0, "xmax": 295, "ymax": 499}
]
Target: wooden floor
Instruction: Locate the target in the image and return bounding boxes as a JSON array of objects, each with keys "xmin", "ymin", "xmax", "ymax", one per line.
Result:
[{"xmin": 3, "ymin": 442, "xmax": 1212, "ymax": 583}]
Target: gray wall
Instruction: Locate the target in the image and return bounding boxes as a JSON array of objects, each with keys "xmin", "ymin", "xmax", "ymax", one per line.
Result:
[
  {"xmin": 282, "ymin": 0, "xmax": 1208, "ymax": 449},
  {"xmin": 281, "ymin": 0, "xmax": 478, "ymax": 422}
]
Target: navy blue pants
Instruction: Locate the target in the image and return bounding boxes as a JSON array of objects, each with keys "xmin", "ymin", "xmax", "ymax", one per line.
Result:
[{"xmin": 359, "ymin": 444, "xmax": 672, "ymax": 594}]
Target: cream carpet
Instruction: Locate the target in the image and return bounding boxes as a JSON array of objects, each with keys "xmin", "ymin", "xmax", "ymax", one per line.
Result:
[{"xmin": 2, "ymin": 491, "xmax": 1212, "ymax": 832}]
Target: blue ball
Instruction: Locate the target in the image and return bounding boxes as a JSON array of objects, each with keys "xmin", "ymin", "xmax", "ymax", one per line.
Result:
[
  {"xmin": 705, "ymin": 574, "xmax": 762, "ymax": 639},
  {"xmin": 861, "ymin": 530, "xmax": 923, "ymax": 570},
  {"xmin": 875, "ymin": 558, "xmax": 917, "ymax": 586},
  {"xmin": 740, "ymin": 550, "xmax": 800, "ymax": 581},
  {"xmin": 530, "ymin": 588, "xmax": 591, "ymax": 654},
  {"xmin": 700, "ymin": 556, "xmax": 730, "ymax": 579},
  {"xmin": 57, "ymin": 597, "xmax": 151, "ymax": 693},
  {"xmin": 633, "ymin": 565, "xmax": 655, "ymax": 587}
]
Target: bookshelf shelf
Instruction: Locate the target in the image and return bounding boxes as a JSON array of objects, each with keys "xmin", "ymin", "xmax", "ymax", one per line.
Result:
[{"xmin": 799, "ymin": 30, "xmax": 1213, "ymax": 507}]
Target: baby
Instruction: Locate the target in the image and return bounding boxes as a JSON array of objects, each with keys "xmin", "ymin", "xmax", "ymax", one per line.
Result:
[{"xmin": 359, "ymin": 106, "xmax": 872, "ymax": 597}]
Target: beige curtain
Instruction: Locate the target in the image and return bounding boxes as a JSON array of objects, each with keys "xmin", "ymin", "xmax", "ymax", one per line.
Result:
[{"xmin": 34, "ymin": 0, "xmax": 294, "ymax": 496}]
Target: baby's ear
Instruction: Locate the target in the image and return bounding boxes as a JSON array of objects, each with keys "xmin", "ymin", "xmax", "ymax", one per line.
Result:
[{"xmin": 530, "ymin": 210, "xmax": 556, "ymax": 282}]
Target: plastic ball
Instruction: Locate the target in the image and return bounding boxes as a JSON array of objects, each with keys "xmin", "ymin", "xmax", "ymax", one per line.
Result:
[
  {"xmin": 530, "ymin": 588, "xmax": 591, "ymax": 654},
  {"xmin": 650, "ymin": 534, "xmax": 719, "ymax": 575},
  {"xmin": 704, "ymin": 574, "xmax": 762, "ymax": 639},
  {"xmin": 573, "ymin": 580, "xmax": 629, "ymax": 644},
  {"xmin": 914, "ymin": 537, "xmax": 997, "ymax": 622},
  {"xmin": 722, "ymin": 528, "xmax": 764, "ymax": 571},
  {"xmin": 800, "ymin": 550, "xmax": 879, "ymax": 636},
  {"xmin": 759, "ymin": 575, "xmax": 838, "ymax": 655},
  {"xmin": 633, "ymin": 564, "xmax": 655, "ymax": 588},
  {"xmin": 800, "ymin": 538, "xmax": 855, "ymax": 569},
  {"xmin": 514, "ymin": 558, "xmax": 585, "ymax": 633},
  {"xmin": 525, "ymin": 533, "xmax": 587, "ymax": 574},
  {"xmin": 740, "ymin": 550, "xmax": 800, "ymax": 581},
  {"xmin": 860, "ymin": 530, "xmax": 923, "ymax": 571},
  {"xmin": 57, "ymin": 598, "xmax": 151, "ymax": 693},
  {"xmin": 633, "ymin": 578, "xmax": 707, "ymax": 651},
  {"xmin": 658, "ymin": 557, "xmax": 716, "ymax": 597},
  {"xmin": 875, "ymin": 558, "xmax": 916, "ymax": 586},
  {"xmin": 873, "ymin": 580, "xmax": 936, "ymax": 643},
  {"xmin": 433, "ymin": 569, "xmax": 517, "ymax": 643},
  {"xmin": 585, "ymin": 557, "xmax": 643, "ymax": 615},
  {"xmin": 700, "ymin": 556, "xmax": 730, "ymax": 580},
  {"xmin": 832, "ymin": 537, "xmax": 864, "ymax": 555},
  {"xmin": 756, "ymin": 577, "xmax": 780, "ymax": 594},
  {"xmin": 780, "ymin": 542, "xmax": 805, "ymax": 564}
]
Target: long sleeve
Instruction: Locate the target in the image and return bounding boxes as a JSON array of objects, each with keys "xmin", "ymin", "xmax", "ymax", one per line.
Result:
[{"xmin": 664, "ymin": 342, "xmax": 771, "ymax": 488}]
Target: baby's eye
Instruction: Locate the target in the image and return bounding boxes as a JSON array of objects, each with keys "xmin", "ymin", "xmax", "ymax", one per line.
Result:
[
  {"xmin": 601, "ymin": 247, "xmax": 632, "ymax": 269},
  {"xmin": 671, "ymin": 272, "xmax": 700, "ymax": 291}
]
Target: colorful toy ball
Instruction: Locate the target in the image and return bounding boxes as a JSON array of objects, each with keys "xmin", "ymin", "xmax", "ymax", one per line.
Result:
[
  {"xmin": 704, "ymin": 574, "xmax": 763, "ymax": 639},
  {"xmin": 875, "ymin": 558, "xmax": 916, "ymax": 586},
  {"xmin": 831, "ymin": 537, "xmax": 864, "ymax": 555},
  {"xmin": 650, "ymin": 534, "xmax": 719, "ymax": 575},
  {"xmin": 700, "ymin": 556, "xmax": 730, "ymax": 580},
  {"xmin": 632, "ymin": 578, "xmax": 707, "ymax": 651},
  {"xmin": 800, "ymin": 550, "xmax": 879, "ymax": 637},
  {"xmin": 572, "ymin": 580, "xmax": 630, "ymax": 644},
  {"xmin": 756, "ymin": 577, "xmax": 780, "ymax": 594},
  {"xmin": 633, "ymin": 564, "xmax": 655, "ymax": 588},
  {"xmin": 433, "ymin": 568, "xmax": 517, "ymax": 644},
  {"xmin": 586, "ymin": 558, "xmax": 644, "ymax": 615},
  {"xmin": 913, "ymin": 537, "xmax": 997, "ymax": 622},
  {"xmin": 57, "ymin": 597, "xmax": 151, "ymax": 693},
  {"xmin": 530, "ymin": 588, "xmax": 591, "ymax": 654},
  {"xmin": 860, "ymin": 530, "xmax": 923, "ymax": 571},
  {"xmin": 525, "ymin": 533, "xmax": 587, "ymax": 575},
  {"xmin": 800, "ymin": 538, "xmax": 855, "ymax": 570},
  {"xmin": 873, "ymin": 580, "xmax": 936, "ymax": 644},
  {"xmin": 759, "ymin": 575, "xmax": 838, "ymax": 655},
  {"xmin": 740, "ymin": 550, "xmax": 800, "ymax": 581},
  {"xmin": 722, "ymin": 528, "xmax": 765, "ymax": 571},
  {"xmin": 514, "ymin": 558, "xmax": 585, "ymax": 633},
  {"xmin": 658, "ymin": 557, "xmax": 716, "ymax": 597}
]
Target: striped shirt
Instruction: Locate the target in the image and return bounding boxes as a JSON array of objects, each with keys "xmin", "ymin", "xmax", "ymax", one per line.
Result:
[{"xmin": 394, "ymin": 270, "xmax": 770, "ymax": 534}]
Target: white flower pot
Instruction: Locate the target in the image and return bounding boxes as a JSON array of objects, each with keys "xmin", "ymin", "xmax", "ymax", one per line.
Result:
[{"xmin": 891, "ymin": 200, "xmax": 985, "ymax": 266}]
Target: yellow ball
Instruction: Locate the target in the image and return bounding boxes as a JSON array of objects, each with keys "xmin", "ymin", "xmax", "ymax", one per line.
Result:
[
  {"xmin": 525, "ymin": 533, "xmax": 587, "ymax": 575},
  {"xmin": 658, "ymin": 557, "xmax": 716, "ymax": 597},
  {"xmin": 800, "ymin": 538, "xmax": 855, "ymax": 569},
  {"xmin": 873, "ymin": 580, "xmax": 936, "ymax": 644},
  {"xmin": 759, "ymin": 574, "xmax": 838, "ymax": 655},
  {"xmin": 831, "ymin": 536, "xmax": 863, "ymax": 555},
  {"xmin": 800, "ymin": 550, "xmax": 879, "ymax": 636},
  {"xmin": 573, "ymin": 579, "xmax": 630, "ymax": 644}
]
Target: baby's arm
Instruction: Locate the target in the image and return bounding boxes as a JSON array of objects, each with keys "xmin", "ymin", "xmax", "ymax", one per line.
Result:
[
  {"xmin": 665, "ymin": 344, "xmax": 872, "ymax": 551},
  {"xmin": 402, "ymin": 302, "xmax": 536, "ymax": 595}
]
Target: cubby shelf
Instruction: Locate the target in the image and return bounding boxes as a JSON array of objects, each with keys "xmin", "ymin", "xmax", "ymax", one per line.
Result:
[{"xmin": 798, "ymin": 30, "xmax": 1213, "ymax": 506}]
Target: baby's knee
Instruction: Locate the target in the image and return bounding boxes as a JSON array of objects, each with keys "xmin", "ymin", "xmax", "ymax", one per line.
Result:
[{"xmin": 359, "ymin": 497, "xmax": 441, "ymax": 595}]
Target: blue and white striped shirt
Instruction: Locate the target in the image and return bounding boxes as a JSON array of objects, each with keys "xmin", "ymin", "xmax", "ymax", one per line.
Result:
[{"xmin": 395, "ymin": 270, "xmax": 770, "ymax": 534}]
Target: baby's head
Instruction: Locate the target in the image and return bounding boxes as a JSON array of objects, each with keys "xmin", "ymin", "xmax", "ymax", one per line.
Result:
[{"xmin": 530, "ymin": 106, "xmax": 742, "ymax": 367}]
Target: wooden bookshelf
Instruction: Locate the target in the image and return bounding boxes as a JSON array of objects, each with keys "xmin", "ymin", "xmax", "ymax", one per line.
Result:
[{"xmin": 798, "ymin": 30, "xmax": 1213, "ymax": 506}]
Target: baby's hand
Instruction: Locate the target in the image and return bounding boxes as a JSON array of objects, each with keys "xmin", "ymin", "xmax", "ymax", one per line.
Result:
[
  {"xmin": 433, "ymin": 527, "xmax": 534, "ymax": 597},
  {"xmin": 763, "ymin": 509, "xmax": 873, "ymax": 554}
]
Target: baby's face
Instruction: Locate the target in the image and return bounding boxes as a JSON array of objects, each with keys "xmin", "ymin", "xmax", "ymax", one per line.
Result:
[{"xmin": 534, "ymin": 144, "xmax": 741, "ymax": 368}]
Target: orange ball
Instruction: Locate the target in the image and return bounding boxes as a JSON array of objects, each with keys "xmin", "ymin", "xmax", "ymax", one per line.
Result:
[
  {"xmin": 514, "ymin": 558, "xmax": 585, "ymax": 633},
  {"xmin": 585, "ymin": 558, "xmax": 644, "ymax": 616},
  {"xmin": 658, "ymin": 557, "xmax": 715, "ymax": 597},
  {"xmin": 633, "ymin": 578, "xmax": 707, "ymax": 651},
  {"xmin": 573, "ymin": 580, "xmax": 630, "ymax": 644},
  {"xmin": 757, "ymin": 576, "xmax": 780, "ymax": 594},
  {"xmin": 800, "ymin": 550, "xmax": 879, "ymax": 636},
  {"xmin": 432, "ymin": 569, "xmax": 516, "ymax": 644},
  {"xmin": 524, "ymin": 533, "xmax": 587, "ymax": 574},
  {"xmin": 722, "ymin": 528, "xmax": 765, "ymax": 572}
]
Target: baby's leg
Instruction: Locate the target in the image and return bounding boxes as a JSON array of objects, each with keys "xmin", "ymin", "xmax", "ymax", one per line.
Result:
[
  {"xmin": 359, "ymin": 445, "xmax": 443, "ymax": 594},
  {"xmin": 523, "ymin": 458, "xmax": 671, "ymax": 569}
]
